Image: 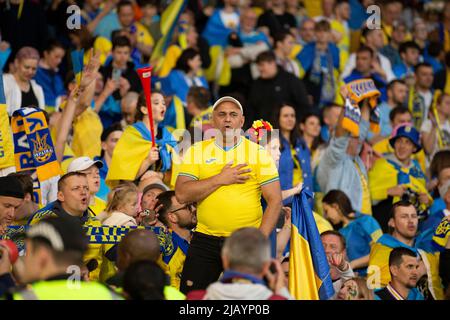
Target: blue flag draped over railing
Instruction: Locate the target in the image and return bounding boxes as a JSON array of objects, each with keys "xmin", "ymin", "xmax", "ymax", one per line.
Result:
[{"xmin": 288, "ymin": 189, "xmax": 334, "ymax": 300}]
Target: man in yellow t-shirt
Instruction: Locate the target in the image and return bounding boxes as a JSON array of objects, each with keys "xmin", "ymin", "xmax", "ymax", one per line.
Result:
[
  {"xmin": 175, "ymin": 96, "xmax": 282, "ymax": 294},
  {"xmin": 154, "ymin": 191, "xmax": 198, "ymax": 290}
]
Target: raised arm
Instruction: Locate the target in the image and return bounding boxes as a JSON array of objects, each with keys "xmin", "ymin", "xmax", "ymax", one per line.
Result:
[{"xmin": 55, "ymin": 85, "xmax": 79, "ymax": 162}]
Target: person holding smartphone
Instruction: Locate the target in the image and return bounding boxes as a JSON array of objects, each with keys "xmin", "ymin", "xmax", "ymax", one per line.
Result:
[
  {"xmin": 99, "ymin": 35, "xmax": 141, "ymax": 126},
  {"xmin": 186, "ymin": 228, "xmax": 292, "ymax": 300}
]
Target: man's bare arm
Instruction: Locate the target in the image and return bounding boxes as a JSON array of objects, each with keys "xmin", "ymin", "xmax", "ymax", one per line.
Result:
[{"xmin": 259, "ymin": 180, "xmax": 282, "ymax": 238}]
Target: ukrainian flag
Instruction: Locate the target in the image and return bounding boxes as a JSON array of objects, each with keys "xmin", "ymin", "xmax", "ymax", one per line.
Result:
[
  {"xmin": 150, "ymin": 0, "xmax": 187, "ymax": 74},
  {"xmin": 289, "ymin": 189, "xmax": 334, "ymax": 300},
  {"xmin": 71, "ymin": 49, "xmax": 84, "ymax": 85},
  {"xmin": 0, "ymin": 70, "xmax": 15, "ymax": 170}
]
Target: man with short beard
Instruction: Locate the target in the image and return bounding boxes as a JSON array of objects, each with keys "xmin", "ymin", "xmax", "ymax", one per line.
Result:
[
  {"xmin": 368, "ymin": 200, "xmax": 444, "ymax": 300},
  {"xmin": 375, "ymin": 247, "xmax": 423, "ymax": 300},
  {"xmin": 155, "ymin": 191, "xmax": 197, "ymax": 290},
  {"xmin": 0, "ymin": 176, "xmax": 24, "ymax": 237},
  {"xmin": 370, "ymin": 79, "xmax": 408, "ymax": 143}
]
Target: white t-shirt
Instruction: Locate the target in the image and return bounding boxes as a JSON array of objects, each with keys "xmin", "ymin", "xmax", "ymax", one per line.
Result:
[
  {"xmin": 419, "ymin": 91, "xmax": 433, "ymax": 116},
  {"xmin": 220, "ymin": 11, "xmax": 239, "ymax": 30},
  {"xmin": 420, "ymin": 117, "xmax": 450, "ymax": 155}
]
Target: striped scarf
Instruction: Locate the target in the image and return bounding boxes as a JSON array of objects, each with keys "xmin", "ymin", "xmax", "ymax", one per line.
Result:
[
  {"xmin": 5, "ymin": 225, "xmax": 176, "ymax": 258},
  {"xmin": 342, "ymin": 79, "xmax": 381, "ymax": 137},
  {"xmin": 11, "ymin": 107, "xmax": 62, "ymax": 205}
]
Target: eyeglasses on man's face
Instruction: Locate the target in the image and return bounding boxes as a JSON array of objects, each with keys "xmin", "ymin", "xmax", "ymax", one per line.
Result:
[{"xmin": 169, "ymin": 203, "xmax": 196, "ymax": 214}]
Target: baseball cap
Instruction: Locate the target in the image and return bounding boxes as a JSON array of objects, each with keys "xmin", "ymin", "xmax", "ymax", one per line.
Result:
[
  {"xmin": 212, "ymin": 96, "xmax": 244, "ymax": 113},
  {"xmin": 67, "ymin": 156, "xmax": 103, "ymax": 173},
  {"xmin": 0, "ymin": 176, "xmax": 24, "ymax": 199},
  {"xmin": 143, "ymin": 182, "xmax": 169, "ymax": 195},
  {"xmin": 26, "ymin": 217, "xmax": 88, "ymax": 253}
]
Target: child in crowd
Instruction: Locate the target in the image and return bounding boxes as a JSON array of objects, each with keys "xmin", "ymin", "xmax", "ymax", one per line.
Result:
[{"xmin": 101, "ymin": 183, "xmax": 140, "ymax": 227}]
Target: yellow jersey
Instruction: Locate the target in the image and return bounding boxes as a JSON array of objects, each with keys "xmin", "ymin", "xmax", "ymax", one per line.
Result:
[
  {"xmin": 29, "ymin": 201, "xmax": 105, "ymax": 281},
  {"xmin": 89, "ymin": 196, "xmax": 106, "ymax": 216},
  {"xmin": 178, "ymin": 137, "xmax": 279, "ymax": 237}
]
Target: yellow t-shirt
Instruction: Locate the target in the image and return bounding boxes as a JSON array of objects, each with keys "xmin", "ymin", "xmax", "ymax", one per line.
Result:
[
  {"xmin": 330, "ymin": 19, "xmax": 350, "ymax": 55},
  {"xmin": 89, "ymin": 196, "xmax": 106, "ymax": 216},
  {"xmin": 136, "ymin": 22, "xmax": 154, "ymax": 48},
  {"xmin": 190, "ymin": 106, "xmax": 213, "ymax": 131},
  {"xmin": 72, "ymin": 108, "xmax": 103, "ymax": 159},
  {"xmin": 178, "ymin": 138, "xmax": 279, "ymax": 237},
  {"xmin": 166, "ymin": 247, "xmax": 186, "ymax": 290}
]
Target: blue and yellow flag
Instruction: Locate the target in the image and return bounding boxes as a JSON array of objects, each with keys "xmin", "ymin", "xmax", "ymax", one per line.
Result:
[
  {"xmin": 150, "ymin": 0, "xmax": 187, "ymax": 73},
  {"xmin": 71, "ymin": 49, "xmax": 84, "ymax": 85},
  {"xmin": 106, "ymin": 122, "xmax": 176, "ymax": 188},
  {"xmin": 433, "ymin": 217, "xmax": 450, "ymax": 250},
  {"xmin": 289, "ymin": 189, "xmax": 334, "ymax": 300},
  {"xmin": 0, "ymin": 70, "xmax": 15, "ymax": 171}
]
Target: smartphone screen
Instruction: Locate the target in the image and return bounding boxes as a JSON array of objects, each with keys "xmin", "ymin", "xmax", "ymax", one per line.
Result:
[{"xmin": 112, "ymin": 68, "xmax": 122, "ymax": 82}]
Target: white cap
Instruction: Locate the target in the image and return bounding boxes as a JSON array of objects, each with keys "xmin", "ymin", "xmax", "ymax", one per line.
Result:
[
  {"xmin": 67, "ymin": 156, "xmax": 103, "ymax": 173},
  {"xmin": 212, "ymin": 96, "xmax": 243, "ymax": 113}
]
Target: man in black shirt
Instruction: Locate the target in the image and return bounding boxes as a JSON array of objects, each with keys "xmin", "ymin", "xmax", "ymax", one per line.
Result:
[
  {"xmin": 99, "ymin": 35, "xmax": 141, "ymax": 124},
  {"xmin": 257, "ymin": 0, "xmax": 297, "ymax": 39},
  {"xmin": 100, "ymin": 35, "xmax": 141, "ymax": 101},
  {"xmin": 248, "ymin": 51, "xmax": 312, "ymax": 127}
]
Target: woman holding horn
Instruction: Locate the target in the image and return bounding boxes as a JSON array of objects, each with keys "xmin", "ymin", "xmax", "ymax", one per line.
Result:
[{"xmin": 106, "ymin": 90, "xmax": 177, "ymax": 188}]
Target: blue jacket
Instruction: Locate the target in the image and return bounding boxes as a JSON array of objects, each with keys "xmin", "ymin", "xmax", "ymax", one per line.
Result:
[
  {"xmin": 340, "ymin": 212, "xmax": 382, "ymax": 275},
  {"xmin": 278, "ymin": 136, "xmax": 313, "ymax": 205},
  {"xmin": 160, "ymin": 69, "xmax": 209, "ymax": 106},
  {"xmin": 34, "ymin": 67, "xmax": 66, "ymax": 109}
]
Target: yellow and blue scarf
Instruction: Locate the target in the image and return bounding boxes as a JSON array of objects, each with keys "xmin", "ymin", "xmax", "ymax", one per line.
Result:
[
  {"xmin": 5, "ymin": 224, "xmax": 176, "ymax": 260},
  {"xmin": 10, "ymin": 108, "xmax": 62, "ymax": 205},
  {"xmin": 342, "ymin": 79, "xmax": 381, "ymax": 137},
  {"xmin": 408, "ymin": 87, "xmax": 438, "ymax": 129}
]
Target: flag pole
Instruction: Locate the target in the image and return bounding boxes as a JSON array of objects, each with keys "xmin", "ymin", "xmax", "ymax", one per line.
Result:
[{"xmin": 137, "ymin": 66, "xmax": 156, "ymax": 148}]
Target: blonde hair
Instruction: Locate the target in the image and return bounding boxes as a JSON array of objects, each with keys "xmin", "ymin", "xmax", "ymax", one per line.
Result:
[{"xmin": 105, "ymin": 183, "xmax": 138, "ymax": 215}]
